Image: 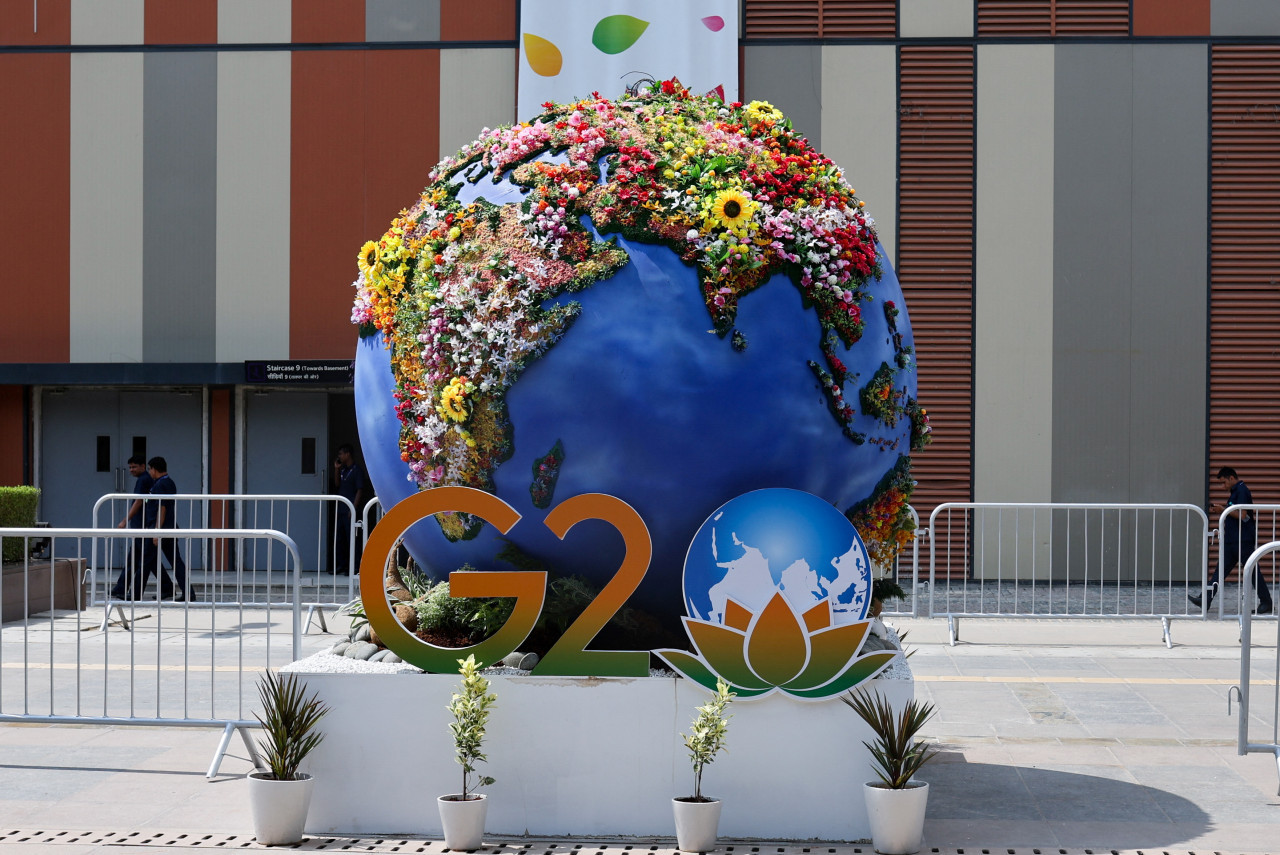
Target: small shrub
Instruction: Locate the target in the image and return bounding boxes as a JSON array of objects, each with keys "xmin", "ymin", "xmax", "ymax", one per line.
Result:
[
  {"xmin": 448, "ymin": 654, "xmax": 496, "ymax": 799},
  {"xmin": 254, "ymin": 671, "xmax": 329, "ymax": 781},
  {"xmin": 415, "ymin": 580, "xmax": 478, "ymax": 639},
  {"xmin": 681, "ymin": 678, "xmax": 735, "ymax": 801},
  {"xmin": 0, "ymin": 486, "xmax": 40, "ymax": 563}
]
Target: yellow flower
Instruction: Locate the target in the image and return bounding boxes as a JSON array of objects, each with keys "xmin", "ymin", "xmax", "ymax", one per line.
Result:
[
  {"xmin": 357, "ymin": 241, "xmax": 379, "ymax": 274},
  {"xmin": 709, "ymin": 188, "xmax": 756, "ymax": 232},
  {"xmin": 438, "ymin": 377, "xmax": 472, "ymax": 422},
  {"xmin": 744, "ymin": 100, "xmax": 779, "ymax": 126}
]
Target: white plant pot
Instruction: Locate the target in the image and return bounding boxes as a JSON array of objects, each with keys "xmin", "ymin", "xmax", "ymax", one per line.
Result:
[
  {"xmin": 248, "ymin": 771, "xmax": 315, "ymax": 846},
  {"xmin": 863, "ymin": 781, "xmax": 929, "ymax": 855},
  {"xmin": 672, "ymin": 797, "xmax": 722, "ymax": 852},
  {"xmin": 438, "ymin": 793, "xmax": 488, "ymax": 850}
]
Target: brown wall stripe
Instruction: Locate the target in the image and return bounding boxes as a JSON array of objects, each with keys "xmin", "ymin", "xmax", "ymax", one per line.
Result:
[
  {"xmin": 898, "ymin": 46, "xmax": 975, "ymax": 575},
  {"xmin": 1210, "ymin": 45, "xmax": 1280, "ymax": 557},
  {"xmin": 442, "ymin": 0, "xmax": 517, "ymax": 41},
  {"xmin": 292, "ymin": 0, "xmax": 365, "ymax": 43},
  {"xmin": 0, "ymin": 0, "xmax": 69, "ymax": 44},
  {"xmin": 145, "ymin": 0, "xmax": 217, "ymax": 44},
  {"xmin": 0, "ymin": 54, "xmax": 70, "ymax": 364},
  {"xmin": 0, "ymin": 387, "xmax": 26, "ymax": 486},
  {"xmin": 977, "ymin": 1, "xmax": 1129, "ymax": 36},
  {"xmin": 1133, "ymin": 0, "xmax": 1210, "ymax": 36},
  {"xmin": 743, "ymin": 0, "xmax": 894, "ymax": 39}
]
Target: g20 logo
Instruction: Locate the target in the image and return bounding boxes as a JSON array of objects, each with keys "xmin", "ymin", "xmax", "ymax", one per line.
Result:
[{"xmin": 359, "ymin": 486, "xmax": 898, "ymax": 700}]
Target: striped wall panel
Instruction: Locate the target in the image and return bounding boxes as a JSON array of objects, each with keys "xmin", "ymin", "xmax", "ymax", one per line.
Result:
[
  {"xmin": 977, "ymin": 0, "xmax": 1129, "ymax": 35},
  {"xmin": 1210, "ymin": 46, "xmax": 1280, "ymax": 508},
  {"xmin": 897, "ymin": 46, "xmax": 976, "ymax": 542},
  {"xmin": 744, "ymin": 0, "xmax": 895, "ymax": 38}
]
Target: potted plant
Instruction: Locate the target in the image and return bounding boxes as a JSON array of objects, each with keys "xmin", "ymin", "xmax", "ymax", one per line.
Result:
[
  {"xmin": 840, "ymin": 688, "xmax": 937, "ymax": 855},
  {"xmin": 248, "ymin": 670, "xmax": 330, "ymax": 846},
  {"xmin": 673, "ymin": 678, "xmax": 735, "ymax": 852},
  {"xmin": 438, "ymin": 654, "xmax": 497, "ymax": 850}
]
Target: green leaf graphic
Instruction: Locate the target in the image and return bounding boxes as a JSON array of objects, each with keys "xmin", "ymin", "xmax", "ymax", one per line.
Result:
[{"xmin": 592, "ymin": 15, "xmax": 649, "ymax": 55}]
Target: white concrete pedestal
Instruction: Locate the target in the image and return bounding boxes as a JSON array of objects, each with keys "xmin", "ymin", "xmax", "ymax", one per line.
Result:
[{"xmin": 295, "ymin": 670, "xmax": 913, "ymax": 841}]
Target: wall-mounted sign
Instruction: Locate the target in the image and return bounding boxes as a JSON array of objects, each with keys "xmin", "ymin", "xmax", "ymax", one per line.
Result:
[
  {"xmin": 360, "ymin": 486, "xmax": 897, "ymax": 700},
  {"xmin": 244, "ymin": 360, "xmax": 354, "ymax": 385}
]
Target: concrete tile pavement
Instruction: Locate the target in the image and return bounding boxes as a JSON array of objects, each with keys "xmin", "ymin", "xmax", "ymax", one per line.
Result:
[{"xmin": 0, "ymin": 616, "xmax": 1275, "ymax": 853}]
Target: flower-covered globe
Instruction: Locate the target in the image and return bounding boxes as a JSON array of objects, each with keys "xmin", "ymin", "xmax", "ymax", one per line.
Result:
[{"xmin": 352, "ymin": 80, "xmax": 930, "ymax": 638}]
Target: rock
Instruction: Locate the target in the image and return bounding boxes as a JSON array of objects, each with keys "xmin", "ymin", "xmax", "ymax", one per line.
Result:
[
  {"xmin": 518, "ymin": 652, "xmax": 540, "ymax": 670},
  {"xmin": 331, "ymin": 641, "xmax": 351, "ymax": 656},
  {"xmin": 344, "ymin": 641, "xmax": 380, "ymax": 660},
  {"xmin": 383, "ymin": 651, "xmax": 402, "ymax": 664},
  {"xmin": 354, "ymin": 623, "xmax": 372, "ymax": 643},
  {"xmin": 369, "ymin": 649, "xmax": 390, "ymax": 662}
]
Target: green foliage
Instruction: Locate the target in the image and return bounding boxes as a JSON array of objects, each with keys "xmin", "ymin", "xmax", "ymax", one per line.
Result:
[
  {"xmin": 254, "ymin": 671, "xmax": 330, "ymax": 781},
  {"xmin": 0, "ymin": 486, "xmax": 40, "ymax": 563},
  {"xmin": 447, "ymin": 654, "xmax": 497, "ymax": 799},
  {"xmin": 400, "ymin": 560, "xmax": 436, "ymax": 599},
  {"xmin": 340, "ymin": 597, "xmax": 368, "ymax": 633},
  {"xmin": 872, "ymin": 577, "xmax": 907, "ymax": 604},
  {"xmin": 682, "ymin": 678, "xmax": 735, "ymax": 801},
  {"xmin": 415, "ymin": 578, "xmax": 480, "ymax": 638},
  {"xmin": 840, "ymin": 689, "xmax": 937, "ymax": 789}
]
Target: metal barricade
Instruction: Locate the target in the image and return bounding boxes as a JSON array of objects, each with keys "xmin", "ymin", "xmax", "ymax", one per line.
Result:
[
  {"xmin": 0, "ymin": 526, "xmax": 305, "ymax": 777},
  {"xmin": 929, "ymin": 503, "xmax": 1210, "ymax": 647},
  {"xmin": 91, "ymin": 493, "xmax": 356, "ymax": 632},
  {"xmin": 878, "ymin": 506, "xmax": 924, "ymax": 618},
  {"xmin": 1215, "ymin": 505, "xmax": 1280, "ymax": 623},
  {"xmin": 1233, "ymin": 540, "xmax": 1280, "ymax": 795}
]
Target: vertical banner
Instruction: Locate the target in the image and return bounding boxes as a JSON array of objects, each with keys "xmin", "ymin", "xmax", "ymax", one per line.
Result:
[{"xmin": 518, "ymin": 0, "xmax": 738, "ymax": 121}]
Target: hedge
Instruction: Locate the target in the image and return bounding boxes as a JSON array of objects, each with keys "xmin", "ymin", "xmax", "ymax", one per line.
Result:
[{"xmin": 0, "ymin": 486, "xmax": 40, "ymax": 563}]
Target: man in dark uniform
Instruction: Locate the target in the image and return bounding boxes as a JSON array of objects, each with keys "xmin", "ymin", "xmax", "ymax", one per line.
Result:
[
  {"xmin": 1190, "ymin": 466, "xmax": 1274, "ymax": 614},
  {"xmin": 110, "ymin": 455, "xmax": 153, "ymax": 600},
  {"xmin": 141, "ymin": 456, "xmax": 188, "ymax": 600},
  {"xmin": 332, "ymin": 444, "xmax": 365, "ymax": 575}
]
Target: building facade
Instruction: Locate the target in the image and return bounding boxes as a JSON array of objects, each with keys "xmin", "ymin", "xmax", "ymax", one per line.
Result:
[{"xmin": 2, "ymin": 0, "xmax": 1279, "ymax": 534}]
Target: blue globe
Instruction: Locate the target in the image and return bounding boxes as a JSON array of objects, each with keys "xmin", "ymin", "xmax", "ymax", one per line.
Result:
[{"xmin": 683, "ymin": 488, "xmax": 872, "ymax": 627}]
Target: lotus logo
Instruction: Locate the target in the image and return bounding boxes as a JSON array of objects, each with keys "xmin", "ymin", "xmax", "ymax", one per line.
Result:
[{"xmin": 656, "ymin": 489, "xmax": 899, "ymax": 700}]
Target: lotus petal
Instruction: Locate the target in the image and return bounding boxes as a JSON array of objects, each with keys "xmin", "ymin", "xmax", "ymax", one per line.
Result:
[
  {"xmin": 783, "ymin": 651, "xmax": 898, "ymax": 700},
  {"xmin": 523, "ymin": 33, "xmax": 562, "ymax": 77},
  {"xmin": 592, "ymin": 14, "xmax": 649, "ymax": 54},
  {"xmin": 780, "ymin": 622, "xmax": 870, "ymax": 691},
  {"xmin": 745, "ymin": 592, "xmax": 809, "ymax": 686},
  {"xmin": 685, "ymin": 618, "xmax": 772, "ymax": 690}
]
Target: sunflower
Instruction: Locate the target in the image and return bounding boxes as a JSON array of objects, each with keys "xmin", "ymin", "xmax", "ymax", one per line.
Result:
[
  {"xmin": 357, "ymin": 240, "xmax": 379, "ymax": 275},
  {"xmin": 709, "ymin": 189, "xmax": 756, "ymax": 232},
  {"xmin": 438, "ymin": 377, "xmax": 472, "ymax": 422}
]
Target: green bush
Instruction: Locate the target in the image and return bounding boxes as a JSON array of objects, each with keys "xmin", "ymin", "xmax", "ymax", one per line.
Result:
[
  {"xmin": 415, "ymin": 580, "xmax": 480, "ymax": 639},
  {"xmin": 0, "ymin": 486, "xmax": 40, "ymax": 563}
]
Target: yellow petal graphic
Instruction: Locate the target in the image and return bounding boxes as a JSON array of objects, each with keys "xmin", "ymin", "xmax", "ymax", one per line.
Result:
[
  {"xmin": 685, "ymin": 618, "xmax": 772, "ymax": 690},
  {"xmin": 801, "ymin": 599, "xmax": 831, "ymax": 633},
  {"xmin": 745, "ymin": 592, "xmax": 809, "ymax": 686},
  {"xmin": 523, "ymin": 33, "xmax": 562, "ymax": 77}
]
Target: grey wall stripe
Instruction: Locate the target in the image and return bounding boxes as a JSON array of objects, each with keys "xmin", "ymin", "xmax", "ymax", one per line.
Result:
[
  {"xmin": 1052, "ymin": 43, "xmax": 1134, "ymax": 501},
  {"xmin": 743, "ymin": 45, "xmax": 822, "ymax": 151},
  {"xmin": 367, "ymin": 0, "xmax": 441, "ymax": 42},
  {"xmin": 1129, "ymin": 43, "xmax": 1208, "ymax": 504},
  {"xmin": 143, "ymin": 51, "xmax": 217, "ymax": 362}
]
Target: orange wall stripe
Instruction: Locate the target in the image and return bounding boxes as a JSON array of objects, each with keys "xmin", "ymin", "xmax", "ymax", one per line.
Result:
[
  {"xmin": 293, "ymin": 0, "xmax": 364, "ymax": 42},
  {"xmin": 441, "ymin": 0, "xmax": 516, "ymax": 41},
  {"xmin": 145, "ymin": 0, "xmax": 217, "ymax": 44},
  {"xmin": 0, "ymin": 0, "xmax": 70, "ymax": 44},
  {"xmin": 1133, "ymin": 0, "xmax": 1209, "ymax": 36},
  {"xmin": 0, "ymin": 54, "xmax": 69, "ymax": 363},
  {"xmin": 364, "ymin": 50, "xmax": 440, "ymax": 236}
]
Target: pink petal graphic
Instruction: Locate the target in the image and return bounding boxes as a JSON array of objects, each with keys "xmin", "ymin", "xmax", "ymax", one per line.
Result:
[{"xmin": 702, "ymin": 15, "xmax": 725, "ymax": 32}]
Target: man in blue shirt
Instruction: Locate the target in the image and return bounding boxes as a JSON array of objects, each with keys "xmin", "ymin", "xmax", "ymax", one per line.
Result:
[
  {"xmin": 141, "ymin": 456, "xmax": 188, "ymax": 601},
  {"xmin": 332, "ymin": 443, "xmax": 365, "ymax": 575},
  {"xmin": 1190, "ymin": 467, "xmax": 1273, "ymax": 614},
  {"xmin": 109, "ymin": 455, "xmax": 153, "ymax": 600}
]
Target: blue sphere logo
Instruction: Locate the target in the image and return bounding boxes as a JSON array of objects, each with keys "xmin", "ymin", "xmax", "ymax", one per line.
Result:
[{"xmin": 684, "ymin": 488, "xmax": 872, "ymax": 627}]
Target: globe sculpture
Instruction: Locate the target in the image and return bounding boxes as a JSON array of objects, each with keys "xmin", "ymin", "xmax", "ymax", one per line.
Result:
[{"xmin": 351, "ymin": 80, "xmax": 930, "ymax": 640}]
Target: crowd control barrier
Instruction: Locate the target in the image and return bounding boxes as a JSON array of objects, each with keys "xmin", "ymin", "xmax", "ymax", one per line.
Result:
[
  {"xmin": 91, "ymin": 493, "xmax": 355, "ymax": 631},
  {"xmin": 1233, "ymin": 540, "xmax": 1280, "ymax": 794},
  {"xmin": 928, "ymin": 503, "xmax": 1210, "ymax": 647},
  {"xmin": 0, "ymin": 526, "xmax": 304, "ymax": 777}
]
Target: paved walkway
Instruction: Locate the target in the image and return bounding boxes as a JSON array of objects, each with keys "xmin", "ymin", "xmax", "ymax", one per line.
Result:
[{"xmin": 0, "ymin": 616, "xmax": 1276, "ymax": 853}]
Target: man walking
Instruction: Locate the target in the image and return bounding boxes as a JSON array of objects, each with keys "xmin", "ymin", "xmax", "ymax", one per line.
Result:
[
  {"xmin": 1191, "ymin": 466, "xmax": 1274, "ymax": 614},
  {"xmin": 109, "ymin": 455, "xmax": 153, "ymax": 600},
  {"xmin": 332, "ymin": 443, "xmax": 365, "ymax": 575},
  {"xmin": 142, "ymin": 456, "xmax": 189, "ymax": 601}
]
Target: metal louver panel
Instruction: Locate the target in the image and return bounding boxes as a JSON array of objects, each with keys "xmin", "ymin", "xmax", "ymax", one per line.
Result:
[
  {"xmin": 977, "ymin": 1, "xmax": 1128, "ymax": 36},
  {"xmin": 898, "ymin": 47, "xmax": 976, "ymax": 577},
  {"xmin": 1210, "ymin": 45, "xmax": 1280, "ymax": 585},
  {"xmin": 743, "ymin": 0, "xmax": 895, "ymax": 38},
  {"xmin": 977, "ymin": 0, "xmax": 1051, "ymax": 36}
]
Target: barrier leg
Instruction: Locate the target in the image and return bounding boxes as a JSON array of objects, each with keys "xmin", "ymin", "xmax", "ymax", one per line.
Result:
[
  {"xmin": 1161, "ymin": 616, "xmax": 1172, "ymax": 649},
  {"xmin": 240, "ymin": 725, "xmax": 266, "ymax": 773},
  {"xmin": 207, "ymin": 722, "xmax": 238, "ymax": 779},
  {"xmin": 305, "ymin": 604, "xmax": 329, "ymax": 634},
  {"xmin": 98, "ymin": 602, "xmax": 131, "ymax": 632},
  {"xmin": 948, "ymin": 615, "xmax": 959, "ymax": 646}
]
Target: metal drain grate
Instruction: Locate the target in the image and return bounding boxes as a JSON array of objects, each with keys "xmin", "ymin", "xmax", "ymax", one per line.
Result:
[{"xmin": 0, "ymin": 832, "xmax": 1266, "ymax": 855}]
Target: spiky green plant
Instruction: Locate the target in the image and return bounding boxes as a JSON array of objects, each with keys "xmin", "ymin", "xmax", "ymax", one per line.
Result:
[
  {"xmin": 447, "ymin": 654, "xmax": 497, "ymax": 800},
  {"xmin": 681, "ymin": 678, "xmax": 735, "ymax": 801},
  {"xmin": 253, "ymin": 671, "xmax": 329, "ymax": 781},
  {"xmin": 840, "ymin": 689, "xmax": 937, "ymax": 789}
]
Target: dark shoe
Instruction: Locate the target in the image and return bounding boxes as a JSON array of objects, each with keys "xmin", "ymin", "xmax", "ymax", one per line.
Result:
[
  {"xmin": 1187, "ymin": 593, "xmax": 1202, "ymax": 608},
  {"xmin": 1259, "ymin": 603, "xmax": 1273, "ymax": 615}
]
